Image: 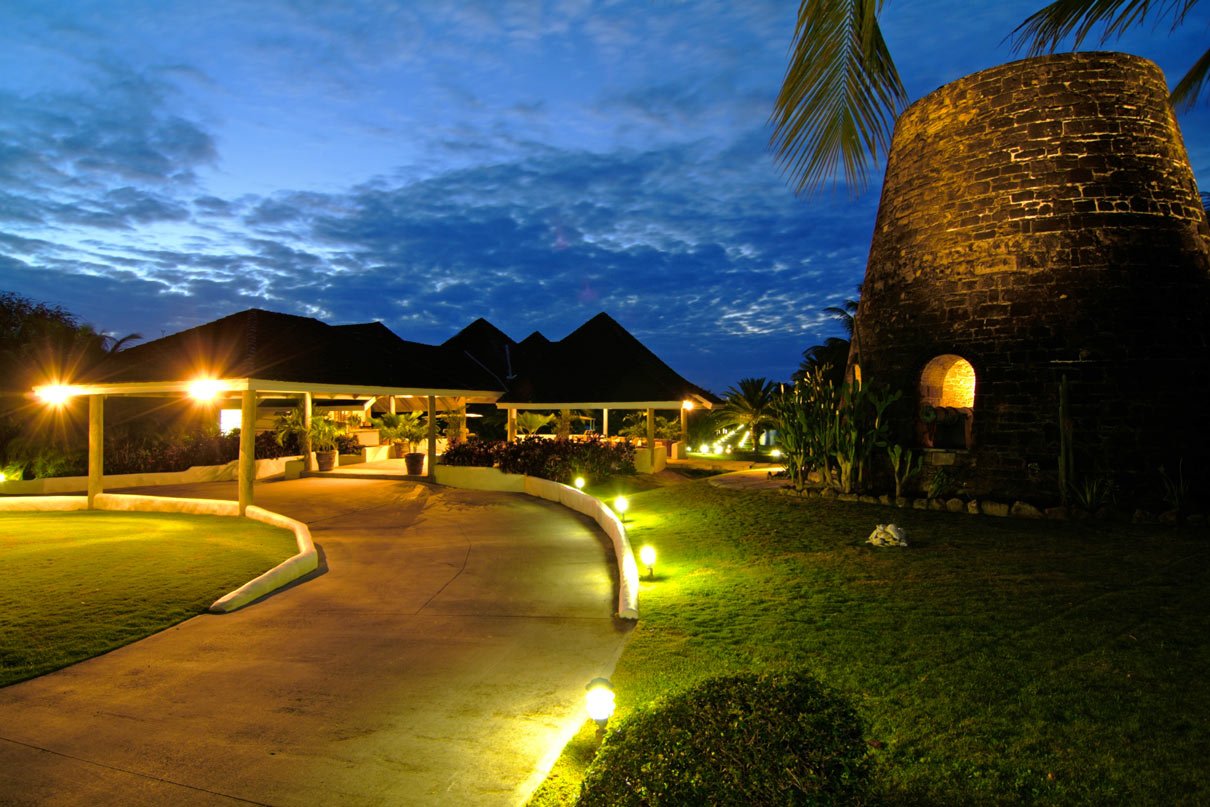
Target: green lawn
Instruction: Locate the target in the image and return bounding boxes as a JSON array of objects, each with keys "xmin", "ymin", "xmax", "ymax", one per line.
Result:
[
  {"xmin": 531, "ymin": 481, "xmax": 1210, "ymax": 805},
  {"xmin": 0, "ymin": 510, "xmax": 298, "ymax": 687}
]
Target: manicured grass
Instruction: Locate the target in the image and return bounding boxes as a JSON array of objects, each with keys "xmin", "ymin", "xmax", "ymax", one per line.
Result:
[
  {"xmin": 530, "ymin": 481, "xmax": 1210, "ymax": 805},
  {"xmin": 0, "ymin": 510, "xmax": 298, "ymax": 687}
]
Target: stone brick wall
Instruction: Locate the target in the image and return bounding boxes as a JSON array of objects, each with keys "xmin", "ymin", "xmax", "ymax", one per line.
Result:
[{"xmin": 854, "ymin": 52, "xmax": 1210, "ymax": 504}]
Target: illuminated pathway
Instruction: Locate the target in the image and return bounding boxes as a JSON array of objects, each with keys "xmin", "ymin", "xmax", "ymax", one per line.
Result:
[{"xmin": 0, "ymin": 478, "xmax": 630, "ymax": 805}]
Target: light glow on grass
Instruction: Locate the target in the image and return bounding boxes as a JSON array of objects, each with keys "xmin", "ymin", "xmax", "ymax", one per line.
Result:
[{"xmin": 0, "ymin": 511, "xmax": 296, "ymax": 687}]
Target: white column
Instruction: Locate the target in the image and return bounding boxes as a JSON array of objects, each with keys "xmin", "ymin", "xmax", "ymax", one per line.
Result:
[
  {"xmin": 87, "ymin": 395, "xmax": 104, "ymax": 509},
  {"xmin": 302, "ymin": 392, "xmax": 313, "ymax": 472},
  {"xmin": 646, "ymin": 407, "xmax": 655, "ymax": 468},
  {"xmin": 426, "ymin": 395, "xmax": 437, "ymax": 478},
  {"xmin": 239, "ymin": 389, "xmax": 256, "ymax": 515},
  {"xmin": 603, "ymin": 408, "xmax": 609, "ymax": 437}
]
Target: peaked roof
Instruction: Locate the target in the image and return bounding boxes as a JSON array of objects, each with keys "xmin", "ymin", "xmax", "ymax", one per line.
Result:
[
  {"xmin": 442, "ymin": 317, "xmax": 517, "ymax": 385},
  {"xmin": 497, "ymin": 312, "xmax": 718, "ymax": 407},
  {"xmin": 83, "ymin": 308, "xmax": 502, "ymax": 394}
]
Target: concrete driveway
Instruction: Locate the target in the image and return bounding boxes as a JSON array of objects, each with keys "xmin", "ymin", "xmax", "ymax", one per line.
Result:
[{"xmin": 0, "ymin": 477, "xmax": 631, "ymax": 806}]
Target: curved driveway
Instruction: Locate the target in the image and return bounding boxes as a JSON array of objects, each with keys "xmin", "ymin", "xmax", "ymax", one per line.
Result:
[{"xmin": 0, "ymin": 478, "xmax": 630, "ymax": 806}]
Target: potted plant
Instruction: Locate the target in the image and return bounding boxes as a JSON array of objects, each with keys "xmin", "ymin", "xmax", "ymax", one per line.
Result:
[
  {"xmin": 374, "ymin": 412, "xmax": 409, "ymax": 458},
  {"xmin": 309, "ymin": 415, "xmax": 344, "ymax": 472},
  {"xmin": 397, "ymin": 412, "xmax": 429, "ymax": 475}
]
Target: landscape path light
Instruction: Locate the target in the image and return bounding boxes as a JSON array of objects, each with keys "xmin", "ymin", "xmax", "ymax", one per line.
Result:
[
  {"xmin": 639, "ymin": 544, "xmax": 656, "ymax": 579},
  {"xmin": 614, "ymin": 495, "xmax": 629, "ymax": 523},
  {"xmin": 574, "ymin": 476, "xmax": 585, "ymax": 490},
  {"xmin": 585, "ymin": 677, "xmax": 615, "ymax": 732}
]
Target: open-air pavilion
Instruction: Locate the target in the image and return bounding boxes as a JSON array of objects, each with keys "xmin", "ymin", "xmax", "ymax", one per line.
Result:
[
  {"xmin": 37, "ymin": 309, "xmax": 503, "ymax": 513},
  {"xmin": 29, "ymin": 308, "xmax": 718, "ymax": 508}
]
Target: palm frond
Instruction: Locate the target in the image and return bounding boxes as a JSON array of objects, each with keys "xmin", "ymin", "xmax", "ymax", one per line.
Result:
[
  {"xmin": 1012, "ymin": 0, "xmax": 1200, "ymax": 53},
  {"xmin": 770, "ymin": 0, "xmax": 908, "ymax": 195},
  {"xmin": 1171, "ymin": 43, "xmax": 1210, "ymax": 109}
]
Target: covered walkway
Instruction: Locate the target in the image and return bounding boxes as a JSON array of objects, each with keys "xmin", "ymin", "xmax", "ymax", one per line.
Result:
[{"xmin": 0, "ymin": 477, "xmax": 630, "ymax": 805}]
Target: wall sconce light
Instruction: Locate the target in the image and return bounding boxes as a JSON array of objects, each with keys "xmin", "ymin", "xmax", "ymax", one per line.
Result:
[
  {"xmin": 188, "ymin": 378, "xmax": 223, "ymax": 401},
  {"xmin": 35, "ymin": 384, "xmax": 82, "ymax": 406}
]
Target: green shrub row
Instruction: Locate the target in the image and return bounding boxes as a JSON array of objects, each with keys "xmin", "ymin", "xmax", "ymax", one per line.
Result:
[
  {"xmin": 441, "ymin": 437, "xmax": 636, "ymax": 484},
  {"xmin": 578, "ymin": 670, "xmax": 870, "ymax": 806}
]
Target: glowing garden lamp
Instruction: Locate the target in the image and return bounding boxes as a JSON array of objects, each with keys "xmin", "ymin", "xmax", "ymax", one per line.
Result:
[
  {"xmin": 188, "ymin": 378, "xmax": 223, "ymax": 402},
  {"xmin": 574, "ymin": 476, "xmax": 586, "ymax": 490},
  {"xmin": 770, "ymin": 448, "xmax": 782, "ymax": 459},
  {"xmin": 0, "ymin": 471, "xmax": 6, "ymax": 483},
  {"xmin": 639, "ymin": 544, "xmax": 656, "ymax": 579},
  {"xmin": 35, "ymin": 384, "xmax": 82, "ymax": 406},
  {"xmin": 585, "ymin": 677, "xmax": 615, "ymax": 730},
  {"xmin": 698, "ymin": 443, "xmax": 709, "ymax": 454},
  {"xmin": 614, "ymin": 495, "xmax": 629, "ymax": 523}
]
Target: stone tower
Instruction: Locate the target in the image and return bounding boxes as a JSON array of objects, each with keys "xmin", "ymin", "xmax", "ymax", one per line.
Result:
[{"xmin": 853, "ymin": 52, "xmax": 1210, "ymax": 504}]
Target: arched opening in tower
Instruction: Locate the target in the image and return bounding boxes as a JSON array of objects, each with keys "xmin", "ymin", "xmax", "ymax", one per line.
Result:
[{"xmin": 918, "ymin": 355, "xmax": 975, "ymax": 450}]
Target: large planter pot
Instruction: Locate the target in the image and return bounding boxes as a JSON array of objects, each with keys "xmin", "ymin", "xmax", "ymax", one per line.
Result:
[
  {"xmin": 404, "ymin": 452, "xmax": 425, "ymax": 475},
  {"xmin": 391, "ymin": 442, "xmax": 406, "ymax": 459},
  {"xmin": 316, "ymin": 450, "xmax": 337, "ymax": 472}
]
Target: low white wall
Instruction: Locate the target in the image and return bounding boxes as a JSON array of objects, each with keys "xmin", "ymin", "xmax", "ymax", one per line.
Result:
[
  {"xmin": 0, "ymin": 493, "xmax": 315, "ymax": 614},
  {"xmin": 0, "ymin": 456, "xmax": 297, "ymax": 496},
  {"xmin": 434, "ymin": 466, "xmax": 639, "ymax": 619},
  {"xmin": 434, "ymin": 465, "xmax": 527, "ymax": 492},
  {"xmin": 362, "ymin": 444, "xmax": 392, "ymax": 462},
  {"xmin": 635, "ymin": 444, "xmax": 667, "ymax": 474}
]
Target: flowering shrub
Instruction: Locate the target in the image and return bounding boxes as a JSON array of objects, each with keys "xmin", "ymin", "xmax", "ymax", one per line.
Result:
[
  {"xmin": 496, "ymin": 437, "xmax": 635, "ymax": 484},
  {"xmin": 442, "ymin": 439, "xmax": 504, "ymax": 467}
]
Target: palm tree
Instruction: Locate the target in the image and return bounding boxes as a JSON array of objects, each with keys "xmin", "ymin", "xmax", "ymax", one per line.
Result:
[
  {"xmin": 719, "ymin": 377, "xmax": 777, "ymax": 452},
  {"xmin": 772, "ymin": 0, "xmax": 1209, "ymax": 194},
  {"xmin": 794, "ymin": 337, "xmax": 851, "ymax": 388}
]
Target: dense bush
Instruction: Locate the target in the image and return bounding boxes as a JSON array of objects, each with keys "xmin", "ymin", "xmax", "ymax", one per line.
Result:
[
  {"xmin": 578, "ymin": 670, "xmax": 870, "ymax": 806},
  {"xmin": 441, "ymin": 438, "xmax": 504, "ymax": 467},
  {"xmin": 4, "ymin": 428, "xmax": 306, "ymax": 479},
  {"xmin": 497, "ymin": 437, "xmax": 634, "ymax": 484}
]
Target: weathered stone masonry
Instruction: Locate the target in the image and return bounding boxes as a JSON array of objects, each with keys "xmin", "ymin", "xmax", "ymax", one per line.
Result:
[{"xmin": 854, "ymin": 52, "xmax": 1210, "ymax": 503}]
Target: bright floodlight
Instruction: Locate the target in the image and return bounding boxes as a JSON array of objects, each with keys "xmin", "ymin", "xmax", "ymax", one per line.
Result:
[
  {"xmin": 698, "ymin": 443, "xmax": 709, "ymax": 453},
  {"xmin": 682, "ymin": 399, "xmax": 695, "ymax": 410},
  {"xmin": 770, "ymin": 448, "xmax": 782, "ymax": 458},
  {"xmin": 585, "ymin": 678, "xmax": 616, "ymax": 726},
  {"xmin": 574, "ymin": 476, "xmax": 586, "ymax": 490},
  {"xmin": 188, "ymin": 378, "xmax": 223, "ymax": 401},
  {"xmin": 0, "ymin": 471, "xmax": 6, "ymax": 482},
  {"xmin": 36, "ymin": 384, "xmax": 82, "ymax": 406},
  {"xmin": 614, "ymin": 496, "xmax": 629, "ymax": 515}
]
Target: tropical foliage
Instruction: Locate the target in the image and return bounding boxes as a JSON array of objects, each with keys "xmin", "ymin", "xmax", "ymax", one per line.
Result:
[
  {"xmin": 772, "ymin": 0, "xmax": 1210, "ymax": 193},
  {"xmin": 515, "ymin": 411, "xmax": 555, "ymax": 435},
  {"xmin": 718, "ymin": 377, "xmax": 777, "ymax": 451}
]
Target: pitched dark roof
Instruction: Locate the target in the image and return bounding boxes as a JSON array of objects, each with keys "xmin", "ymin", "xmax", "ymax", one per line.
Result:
[
  {"xmin": 84, "ymin": 308, "xmax": 502, "ymax": 392},
  {"xmin": 443, "ymin": 317, "xmax": 517, "ymax": 385},
  {"xmin": 498, "ymin": 312, "xmax": 719, "ymax": 406}
]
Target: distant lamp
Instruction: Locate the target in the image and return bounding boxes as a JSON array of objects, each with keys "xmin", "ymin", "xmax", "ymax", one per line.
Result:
[
  {"xmin": 585, "ymin": 677, "xmax": 616, "ymax": 729},
  {"xmin": 698, "ymin": 443, "xmax": 709, "ymax": 454},
  {"xmin": 614, "ymin": 496, "xmax": 629, "ymax": 522},
  {"xmin": 188, "ymin": 378, "xmax": 223, "ymax": 401},
  {"xmin": 35, "ymin": 384, "xmax": 82, "ymax": 406},
  {"xmin": 770, "ymin": 448, "xmax": 782, "ymax": 459},
  {"xmin": 639, "ymin": 544, "xmax": 656, "ymax": 578},
  {"xmin": 0, "ymin": 471, "xmax": 6, "ymax": 482},
  {"xmin": 574, "ymin": 476, "xmax": 586, "ymax": 490}
]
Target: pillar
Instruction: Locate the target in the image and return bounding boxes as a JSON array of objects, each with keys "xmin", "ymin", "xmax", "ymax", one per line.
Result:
[
  {"xmin": 302, "ymin": 392, "xmax": 313, "ymax": 472},
  {"xmin": 507, "ymin": 408, "xmax": 516, "ymax": 442},
  {"xmin": 603, "ymin": 408, "xmax": 609, "ymax": 437},
  {"xmin": 238, "ymin": 389, "xmax": 256, "ymax": 515},
  {"xmin": 426, "ymin": 395, "xmax": 437, "ymax": 479},
  {"xmin": 646, "ymin": 407, "xmax": 655, "ymax": 469},
  {"xmin": 87, "ymin": 394, "xmax": 104, "ymax": 509}
]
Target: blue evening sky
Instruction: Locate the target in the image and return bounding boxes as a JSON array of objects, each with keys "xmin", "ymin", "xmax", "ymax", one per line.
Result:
[{"xmin": 1, "ymin": 1, "xmax": 1207, "ymax": 393}]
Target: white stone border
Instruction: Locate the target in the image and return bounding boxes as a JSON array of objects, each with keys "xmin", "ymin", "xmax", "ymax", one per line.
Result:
[
  {"xmin": 435, "ymin": 466, "xmax": 640, "ymax": 620},
  {"xmin": 0, "ymin": 494, "xmax": 316, "ymax": 613}
]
